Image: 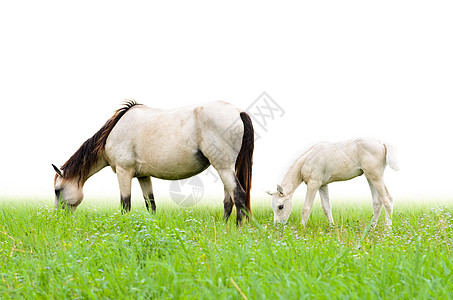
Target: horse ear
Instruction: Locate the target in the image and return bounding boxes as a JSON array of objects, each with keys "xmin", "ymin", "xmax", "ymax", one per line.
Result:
[
  {"xmin": 265, "ymin": 190, "xmax": 274, "ymax": 196},
  {"xmin": 52, "ymin": 164, "xmax": 63, "ymax": 177},
  {"xmin": 277, "ymin": 184, "xmax": 285, "ymax": 196}
]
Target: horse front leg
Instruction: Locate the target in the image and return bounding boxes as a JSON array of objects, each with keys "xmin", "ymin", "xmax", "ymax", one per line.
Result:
[
  {"xmin": 319, "ymin": 185, "xmax": 334, "ymax": 225},
  {"xmin": 138, "ymin": 176, "xmax": 156, "ymax": 212},
  {"xmin": 116, "ymin": 167, "xmax": 134, "ymax": 212},
  {"xmin": 301, "ymin": 181, "xmax": 321, "ymax": 227}
]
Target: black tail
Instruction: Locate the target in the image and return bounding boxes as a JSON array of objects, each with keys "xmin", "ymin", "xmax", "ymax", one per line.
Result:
[{"xmin": 235, "ymin": 112, "xmax": 254, "ymax": 217}]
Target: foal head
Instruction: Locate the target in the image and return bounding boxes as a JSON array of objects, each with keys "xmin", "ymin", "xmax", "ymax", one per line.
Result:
[
  {"xmin": 267, "ymin": 184, "xmax": 293, "ymax": 224},
  {"xmin": 52, "ymin": 164, "xmax": 84, "ymax": 211}
]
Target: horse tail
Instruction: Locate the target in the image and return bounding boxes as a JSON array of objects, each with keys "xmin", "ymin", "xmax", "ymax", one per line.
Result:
[
  {"xmin": 383, "ymin": 143, "xmax": 399, "ymax": 171},
  {"xmin": 235, "ymin": 112, "xmax": 254, "ymax": 217}
]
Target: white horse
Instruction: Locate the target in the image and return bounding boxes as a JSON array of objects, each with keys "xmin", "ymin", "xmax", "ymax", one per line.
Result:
[
  {"xmin": 53, "ymin": 100, "xmax": 254, "ymax": 224},
  {"xmin": 267, "ymin": 138, "xmax": 398, "ymax": 227}
]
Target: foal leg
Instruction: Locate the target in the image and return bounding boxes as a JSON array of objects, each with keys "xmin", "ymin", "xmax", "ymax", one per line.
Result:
[
  {"xmin": 138, "ymin": 176, "xmax": 156, "ymax": 212},
  {"xmin": 223, "ymin": 188, "xmax": 234, "ymax": 221},
  {"xmin": 367, "ymin": 178, "xmax": 382, "ymax": 227},
  {"xmin": 116, "ymin": 167, "xmax": 134, "ymax": 212},
  {"xmin": 366, "ymin": 174, "xmax": 393, "ymax": 227},
  {"xmin": 216, "ymin": 168, "xmax": 247, "ymax": 225},
  {"xmin": 319, "ymin": 185, "xmax": 334, "ymax": 225},
  {"xmin": 383, "ymin": 185, "xmax": 394, "ymax": 226},
  {"xmin": 301, "ymin": 181, "xmax": 321, "ymax": 227}
]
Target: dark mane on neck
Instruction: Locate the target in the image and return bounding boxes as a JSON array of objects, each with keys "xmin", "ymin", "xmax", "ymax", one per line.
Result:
[{"xmin": 61, "ymin": 100, "xmax": 140, "ymax": 184}]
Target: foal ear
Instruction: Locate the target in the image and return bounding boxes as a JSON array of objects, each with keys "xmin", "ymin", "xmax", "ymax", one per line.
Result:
[
  {"xmin": 52, "ymin": 164, "xmax": 63, "ymax": 177},
  {"xmin": 265, "ymin": 190, "xmax": 274, "ymax": 196},
  {"xmin": 277, "ymin": 184, "xmax": 285, "ymax": 196}
]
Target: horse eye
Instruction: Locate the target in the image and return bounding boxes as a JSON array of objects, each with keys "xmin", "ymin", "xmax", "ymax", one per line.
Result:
[{"xmin": 278, "ymin": 204, "xmax": 284, "ymax": 210}]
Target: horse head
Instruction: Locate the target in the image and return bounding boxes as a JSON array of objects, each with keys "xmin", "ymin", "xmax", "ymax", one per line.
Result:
[
  {"xmin": 266, "ymin": 184, "xmax": 293, "ymax": 224},
  {"xmin": 52, "ymin": 164, "xmax": 84, "ymax": 211}
]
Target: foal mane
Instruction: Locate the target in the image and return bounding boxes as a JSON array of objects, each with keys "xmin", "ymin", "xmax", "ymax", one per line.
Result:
[{"xmin": 60, "ymin": 100, "xmax": 140, "ymax": 184}]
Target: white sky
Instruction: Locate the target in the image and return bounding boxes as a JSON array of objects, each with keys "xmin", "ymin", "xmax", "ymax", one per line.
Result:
[{"xmin": 1, "ymin": 1, "xmax": 452, "ymax": 206}]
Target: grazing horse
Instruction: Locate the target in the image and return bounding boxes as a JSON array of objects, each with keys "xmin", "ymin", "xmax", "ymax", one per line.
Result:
[
  {"xmin": 52, "ymin": 100, "xmax": 254, "ymax": 224},
  {"xmin": 267, "ymin": 138, "xmax": 398, "ymax": 227}
]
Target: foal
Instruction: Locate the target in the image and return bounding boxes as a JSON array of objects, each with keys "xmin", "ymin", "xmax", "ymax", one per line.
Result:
[{"xmin": 267, "ymin": 138, "xmax": 398, "ymax": 227}]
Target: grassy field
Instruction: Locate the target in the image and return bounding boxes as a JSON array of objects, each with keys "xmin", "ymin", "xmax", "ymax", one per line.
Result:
[{"xmin": 0, "ymin": 198, "xmax": 452, "ymax": 299}]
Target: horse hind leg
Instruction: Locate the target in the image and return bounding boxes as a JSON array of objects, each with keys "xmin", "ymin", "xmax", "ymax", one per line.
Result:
[
  {"xmin": 216, "ymin": 168, "xmax": 247, "ymax": 225},
  {"xmin": 383, "ymin": 185, "xmax": 394, "ymax": 226},
  {"xmin": 223, "ymin": 188, "xmax": 234, "ymax": 221},
  {"xmin": 138, "ymin": 176, "xmax": 156, "ymax": 212},
  {"xmin": 367, "ymin": 178, "xmax": 383, "ymax": 228},
  {"xmin": 365, "ymin": 173, "xmax": 393, "ymax": 227}
]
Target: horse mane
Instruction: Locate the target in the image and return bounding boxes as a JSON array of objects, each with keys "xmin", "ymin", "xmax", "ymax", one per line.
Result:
[
  {"xmin": 60, "ymin": 100, "xmax": 141, "ymax": 184},
  {"xmin": 277, "ymin": 143, "xmax": 317, "ymax": 183}
]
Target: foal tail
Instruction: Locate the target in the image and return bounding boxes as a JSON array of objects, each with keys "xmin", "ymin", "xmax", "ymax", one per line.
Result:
[
  {"xmin": 383, "ymin": 143, "xmax": 399, "ymax": 171},
  {"xmin": 236, "ymin": 112, "xmax": 254, "ymax": 217}
]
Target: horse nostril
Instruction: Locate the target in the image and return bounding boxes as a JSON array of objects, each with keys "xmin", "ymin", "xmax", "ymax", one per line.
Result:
[{"xmin": 278, "ymin": 204, "xmax": 284, "ymax": 210}]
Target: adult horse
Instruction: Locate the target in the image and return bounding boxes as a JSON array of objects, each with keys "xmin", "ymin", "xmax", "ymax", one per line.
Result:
[{"xmin": 52, "ymin": 100, "xmax": 254, "ymax": 224}]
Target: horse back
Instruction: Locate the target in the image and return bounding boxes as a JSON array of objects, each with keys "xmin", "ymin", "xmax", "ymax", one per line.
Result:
[
  {"xmin": 103, "ymin": 101, "xmax": 242, "ymax": 178},
  {"xmin": 303, "ymin": 139, "xmax": 367, "ymax": 184}
]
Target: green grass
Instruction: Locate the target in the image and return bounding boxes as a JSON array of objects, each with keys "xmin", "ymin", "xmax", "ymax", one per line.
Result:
[{"xmin": 1, "ymin": 199, "xmax": 452, "ymax": 299}]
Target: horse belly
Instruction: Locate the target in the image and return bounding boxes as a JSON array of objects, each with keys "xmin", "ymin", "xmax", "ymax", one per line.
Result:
[
  {"xmin": 135, "ymin": 146, "xmax": 210, "ymax": 180},
  {"xmin": 327, "ymin": 167, "xmax": 363, "ymax": 183},
  {"xmin": 324, "ymin": 155, "xmax": 363, "ymax": 184}
]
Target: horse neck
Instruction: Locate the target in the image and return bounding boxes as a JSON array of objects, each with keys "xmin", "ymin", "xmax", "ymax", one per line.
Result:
[
  {"xmin": 81, "ymin": 155, "xmax": 108, "ymax": 186},
  {"xmin": 281, "ymin": 155, "xmax": 306, "ymax": 196}
]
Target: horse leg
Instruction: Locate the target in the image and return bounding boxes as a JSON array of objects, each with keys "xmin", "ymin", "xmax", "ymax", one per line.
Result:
[
  {"xmin": 138, "ymin": 176, "xmax": 156, "ymax": 212},
  {"xmin": 365, "ymin": 173, "xmax": 393, "ymax": 227},
  {"xmin": 116, "ymin": 167, "xmax": 134, "ymax": 212},
  {"xmin": 367, "ymin": 178, "xmax": 383, "ymax": 227},
  {"xmin": 383, "ymin": 184, "xmax": 394, "ymax": 227},
  {"xmin": 301, "ymin": 181, "xmax": 321, "ymax": 226},
  {"xmin": 216, "ymin": 168, "xmax": 247, "ymax": 225},
  {"xmin": 319, "ymin": 185, "xmax": 334, "ymax": 225},
  {"xmin": 223, "ymin": 187, "xmax": 234, "ymax": 221}
]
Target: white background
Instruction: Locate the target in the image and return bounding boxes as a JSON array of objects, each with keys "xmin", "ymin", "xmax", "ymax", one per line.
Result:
[{"xmin": 1, "ymin": 1, "xmax": 452, "ymax": 206}]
